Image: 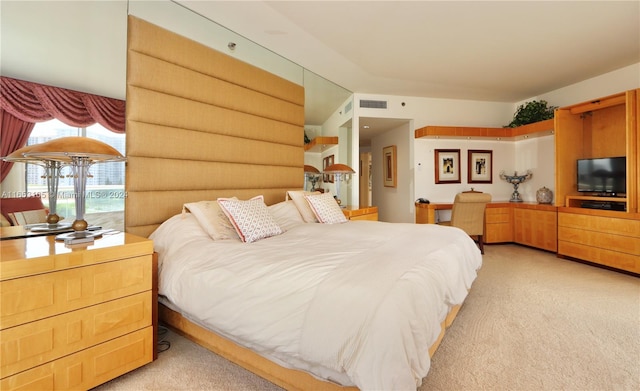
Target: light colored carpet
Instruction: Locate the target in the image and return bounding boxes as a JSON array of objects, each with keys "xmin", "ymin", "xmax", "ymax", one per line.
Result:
[{"xmin": 93, "ymin": 244, "xmax": 640, "ymax": 391}]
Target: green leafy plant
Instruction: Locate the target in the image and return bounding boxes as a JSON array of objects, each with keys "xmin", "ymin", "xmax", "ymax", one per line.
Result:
[
  {"xmin": 505, "ymin": 100, "xmax": 557, "ymax": 128},
  {"xmin": 304, "ymin": 130, "xmax": 311, "ymax": 144}
]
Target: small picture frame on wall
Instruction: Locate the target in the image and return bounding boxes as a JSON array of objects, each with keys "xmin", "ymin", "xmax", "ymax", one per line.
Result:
[
  {"xmin": 323, "ymin": 154, "xmax": 334, "ymax": 183},
  {"xmin": 468, "ymin": 150, "xmax": 493, "ymax": 183},
  {"xmin": 383, "ymin": 145, "xmax": 397, "ymax": 188},
  {"xmin": 434, "ymin": 149, "xmax": 461, "ymax": 184}
]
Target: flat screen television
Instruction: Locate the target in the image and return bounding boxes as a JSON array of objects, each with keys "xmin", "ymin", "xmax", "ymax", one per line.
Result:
[{"xmin": 577, "ymin": 156, "xmax": 626, "ymax": 195}]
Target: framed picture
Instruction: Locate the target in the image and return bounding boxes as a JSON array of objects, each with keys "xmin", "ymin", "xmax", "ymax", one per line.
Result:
[
  {"xmin": 468, "ymin": 150, "xmax": 493, "ymax": 183},
  {"xmin": 383, "ymin": 145, "xmax": 397, "ymax": 188},
  {"xmin": 434, "ymin": 149, "xmax": 461, "ymax": 184},
  {"xmin": 323, "ymin": 154, "xmax": 334, "ymax": 183}
]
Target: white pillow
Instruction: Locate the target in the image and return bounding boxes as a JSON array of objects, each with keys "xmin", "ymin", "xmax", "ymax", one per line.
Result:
[
  {"xmin": 268, "ymin": 200, "xmax": 305, "ymax": 231},
  {"xmin": 286, "ymin": 190, "xmax": 320, "ymax": 223},
  {"xmin": 304, "ymin": 193, "xmax": 348, "ymax": 224},
  {"xmin": 217, "ymin": 195, "xmax": 284, "ymax": 243},
  {"xmin": 183, "ymin": 199, "xmax": 238, "ymax": 240}
]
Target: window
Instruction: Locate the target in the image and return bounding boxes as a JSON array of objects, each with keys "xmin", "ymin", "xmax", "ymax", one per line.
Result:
[{"xmin": 26, "ymin": 119, "xmax": 125, "ymax": 218}]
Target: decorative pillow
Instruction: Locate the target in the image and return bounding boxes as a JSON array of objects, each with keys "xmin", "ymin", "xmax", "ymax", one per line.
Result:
[
  {"xmin": 304, "ymin": 193, "xmax": 348, "ymax": 224},
  {"xmin": 217, "ymin": 196, "xmax": 283, "ymax": 243},
  {"xmin": 286, "ymin": 190, "xmax": 320, "ymax": 223},
  {"xmin": 183, "ymin": 199, "xmax": 239, "ymax": 240},
  {"xmin": 8, "ymin": 209, "xmax": 48, "ymax": 226},
  {"xmin": 268, "ymin": 200, "xmax": 305, "ymax": 231}
]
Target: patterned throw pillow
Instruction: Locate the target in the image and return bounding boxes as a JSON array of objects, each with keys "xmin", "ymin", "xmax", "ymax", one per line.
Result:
[
  {"xmin": 217, "ymin": 196, "xmax": 284, "ymax": 243},
  {"xmin": 304, "ymin": 193, "xmax": 348, "ymax": 224},
  {"xmin": 183, "ymin": 199, "xmax": 239, "ymax": 240}
]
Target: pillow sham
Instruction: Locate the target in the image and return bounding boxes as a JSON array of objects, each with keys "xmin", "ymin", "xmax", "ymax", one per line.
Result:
[
  {"xmin": 286, "ymin": 190, "xmax": 320, "ymax": 223},
  {"xmin": 304, "ymin": 193, "xmax": 348, "ymax": 224},
  {"xmin": 183, "ymin": 199, "xmax": 238, "ymax": 240},
  {"xmin": 8, "ymin": 209, "xmax": 48, "ymax": 226},
  {"xmin": 218, "ymin": 195, "xmax": 283, "ymax": 243},
  {"xmin": 268, "ymin": 200, "xmax": 305, "ymax": 231}
]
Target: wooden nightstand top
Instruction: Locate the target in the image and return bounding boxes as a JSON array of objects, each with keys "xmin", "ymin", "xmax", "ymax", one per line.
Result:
[
  {"xmin": 0, "ymin": 232, "xmax": 153, "ymax": 281},
  {"xmin": 342, "ymin": 206, "xmax": 378, "ymax": 218}
]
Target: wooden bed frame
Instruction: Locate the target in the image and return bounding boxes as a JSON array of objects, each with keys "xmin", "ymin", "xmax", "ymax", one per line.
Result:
[
  {"xmin": 125, "ymin": 15, "xmax": 466, "ymax": 390},
  {"xmin": 158, "ymin": 302, "xmax": 462, "ymax": 390}
]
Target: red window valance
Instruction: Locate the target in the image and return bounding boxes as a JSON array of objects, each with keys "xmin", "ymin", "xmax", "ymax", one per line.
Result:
[{"xmin": 0, "ymin": 76, "xmax": 125, "ymax": 133}]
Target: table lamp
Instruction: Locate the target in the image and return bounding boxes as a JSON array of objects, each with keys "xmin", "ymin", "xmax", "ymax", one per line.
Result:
[
  {"xmin": 24, "ymin": 136, "xmax": 126, "ymax": 242},
  {"xmin": 323, "ymin": 163, "xmax": 355, "ymax": 206},
  {"xmin": 3, "ymin": 144, "xmax": 70, "ymax": 230},
  {"xmin": 304, "ymin": 165, "xmax": 321, "ymax": 191}
]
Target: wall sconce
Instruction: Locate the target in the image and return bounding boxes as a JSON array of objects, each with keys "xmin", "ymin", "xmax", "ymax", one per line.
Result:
[
  {"xmin": 323, "ymin": 163, "xmax": 355, "ymax": 206},
  {"xmin": 24, "ymin": 137, "xmax": 126, "ymax": 243},
  {"xmin": 3, "ymin": 144, "xmax": 70, "ymax": 230},
  {"xmin": 304, "ymin": 165, "xmax": 321, "ymax": 191}
]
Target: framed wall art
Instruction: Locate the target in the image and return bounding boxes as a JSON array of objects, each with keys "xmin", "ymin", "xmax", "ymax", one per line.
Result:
[
  {"xmin": 383, "ymin": 145, "xmax": 397, "ymax": 188},
  {"xmin": 468, "ymin": 149, "xmax": 493, "ymax": 183},
  {"xmin": 434, "ymin": 149, "xmax": 460, "ymax": 184},
  {"xmin": 323, "ymin": 154, "xmax": 334, "ymax": 183}
]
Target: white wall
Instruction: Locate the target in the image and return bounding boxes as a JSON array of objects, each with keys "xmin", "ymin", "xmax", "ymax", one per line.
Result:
[
  {"xmin": 371, "ymin": 122, "xmax": 412, "ymax": 223},
  {"xmin": 352, "ymin": 65, "xmax": 639, "ymax": 223}
]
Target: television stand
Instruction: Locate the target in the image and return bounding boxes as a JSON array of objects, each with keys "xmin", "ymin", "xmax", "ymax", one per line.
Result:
[
  {"xmin": 580, "ymin": 200, "xmax": 626, "ymax": 211},
  {"xmin": 565, "ymin": 195, "xmax": 628, "ymax": 211}
]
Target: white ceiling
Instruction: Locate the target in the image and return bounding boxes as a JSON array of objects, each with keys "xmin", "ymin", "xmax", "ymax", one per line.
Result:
[{"xmin": 177, "ymin": 1, "xmax": 640, "ymax": 103}]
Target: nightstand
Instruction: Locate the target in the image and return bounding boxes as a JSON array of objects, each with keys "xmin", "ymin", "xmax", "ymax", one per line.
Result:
[
  {"xmin": 342, "ymin": 206, "xmax": 378, "ymax": 221},
  {"xmin": 0, "ymin": 232, "xmax": 156, "ymax": 390}
]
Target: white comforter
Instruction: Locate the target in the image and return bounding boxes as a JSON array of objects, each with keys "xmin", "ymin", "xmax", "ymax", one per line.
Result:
[{"xmin": 152, "ymin": 214, "xmax": 482, "ymax": 390}]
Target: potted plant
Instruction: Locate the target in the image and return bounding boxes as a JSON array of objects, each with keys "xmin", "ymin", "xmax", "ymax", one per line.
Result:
[{"xmin": 505, "ymin": 100, "xmax": 557, "ymax": 128}]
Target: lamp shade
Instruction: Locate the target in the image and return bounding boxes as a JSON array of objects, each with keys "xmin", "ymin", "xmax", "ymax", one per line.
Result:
[
  {"xmin": 23, "ymin": 136, "xmax": 124, "ymax": 162},
  {"xmin": 323, "ymin": 163, "xmax": 355, "ymax": 174},
  {"xmin": 304, "ymin": 165, "xmax": 320, "ymax": 174},
  {"xmin": 3, "ymin": 144, "xmax": 39, "ymax": 162}
]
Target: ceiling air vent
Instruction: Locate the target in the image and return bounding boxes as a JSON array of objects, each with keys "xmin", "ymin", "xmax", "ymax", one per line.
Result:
[{"xmin": 360, "ymin": 99, "xmax": 387, "ymax": 109}]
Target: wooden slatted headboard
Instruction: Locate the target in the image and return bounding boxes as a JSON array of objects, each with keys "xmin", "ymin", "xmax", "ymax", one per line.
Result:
[{"xmin": 125, "ymin": 16, "xmax": 305, "ymax": 237}]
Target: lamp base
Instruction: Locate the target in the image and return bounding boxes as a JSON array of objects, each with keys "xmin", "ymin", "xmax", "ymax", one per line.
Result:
[
  {"xmin": 30, "ymin": 222, "xmax": 73, "ymax": 232},
  {"xmin": 56, "ymin": 230, "xmax": 100, "ymax": 244}
]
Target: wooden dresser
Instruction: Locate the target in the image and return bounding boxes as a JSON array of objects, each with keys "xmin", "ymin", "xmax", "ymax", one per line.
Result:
[{"xmin": 0, "ymin": 233, "xmax": 156, "ymax": 390}]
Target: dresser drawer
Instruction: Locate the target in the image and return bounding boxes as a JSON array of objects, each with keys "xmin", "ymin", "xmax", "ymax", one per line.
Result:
[
  {"xmin": 1, "ymin": 291, "xmax": 152, "ymax": 378},
  {"xmin": 1, "ymin": 255, "xmax": 152, "ymax": 329},
  {"xmin": 558, "ymin": 241, "xmax": 640, "ymax": 273},
  {"xmin": 558, "ymin": 213, "xmax": 640, "ymax": 237},
  {"xmin": 0, "ymin": 326, "xmax": 153, "ymax": 391}
]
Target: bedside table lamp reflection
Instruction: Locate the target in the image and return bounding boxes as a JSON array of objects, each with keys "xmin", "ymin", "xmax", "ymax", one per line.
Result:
[
  {"xmin": 304, "ymin": 165, "xmax": 321, "ymax": 192},
  {"xmin": 3, "ymin": 144, "xmax": 70, "ymax": 230},
  {"xmin": 323, "ymin": 163, "xmax": 355, "ymax": 206}
]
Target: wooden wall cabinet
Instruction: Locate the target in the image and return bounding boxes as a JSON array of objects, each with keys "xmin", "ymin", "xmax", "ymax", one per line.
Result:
[
  {"xmin": 554, "ymin": 89, "xmax": 640, "ymax": 272},
  {"xmin": 513, "ymin": 205, "xmax": 557, "ymax": 252},
  {"xmin": 484, "ymin": 206, "xmax": 513, "ymax": 243},
  {"xmin": 558, "ymin": 209, "xmax": 640, "ymax": 273},
  {"xmin": 0, "ymin": 233, "xmax": 156, "ymax": 391}
]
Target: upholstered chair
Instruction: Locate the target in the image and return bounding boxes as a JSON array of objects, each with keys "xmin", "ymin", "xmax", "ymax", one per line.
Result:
[{"xmin": 437, "ymin": 191, "xmax": 492, "ymax": 254}]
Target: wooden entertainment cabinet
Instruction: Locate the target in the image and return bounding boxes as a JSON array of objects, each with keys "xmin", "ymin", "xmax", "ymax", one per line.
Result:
[
  {"xmin": 554, "ymin": 89, "xmax": 639, "ymax": 274},
  {"xmin": 415, "ymin": 88, "xmax": 639, "ymax": 274}
]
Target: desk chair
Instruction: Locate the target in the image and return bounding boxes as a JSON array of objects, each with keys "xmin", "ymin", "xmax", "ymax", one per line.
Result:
[{"xmin": 437, "ymin": 191, "xmax": 492, "ymax": 254}]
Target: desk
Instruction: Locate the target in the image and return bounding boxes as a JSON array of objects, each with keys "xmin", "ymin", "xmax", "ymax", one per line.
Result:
[{"xmin": 416, "ymin": 201, "xmax": 558, "ymax": 251}]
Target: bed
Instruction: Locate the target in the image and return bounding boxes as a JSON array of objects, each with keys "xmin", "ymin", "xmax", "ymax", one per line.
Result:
[
  {"xmin": 124, "ymin": 15, "xmax": 481, "ymax": 390},
  {"xmin": 147, "ymin": 195, "xmax": 482, "ymax": 390}
]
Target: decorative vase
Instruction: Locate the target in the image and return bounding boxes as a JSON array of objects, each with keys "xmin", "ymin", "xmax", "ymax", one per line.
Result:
[{"xmin": 536, "ymin": 186, "xmax": 553, "ymax": 204}]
